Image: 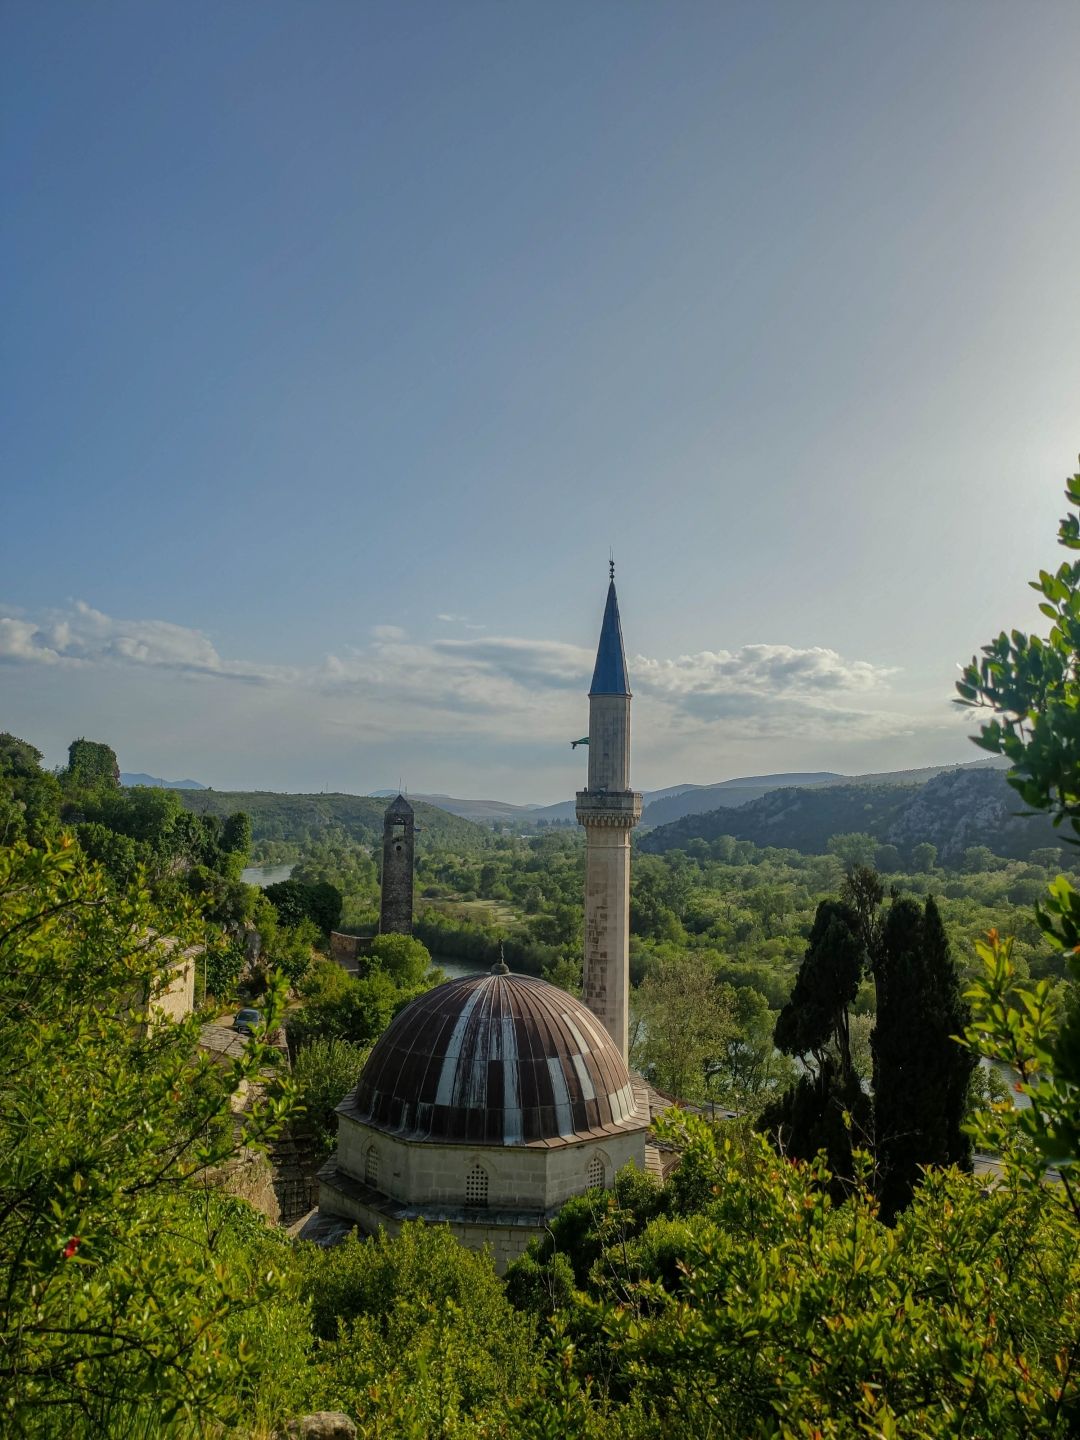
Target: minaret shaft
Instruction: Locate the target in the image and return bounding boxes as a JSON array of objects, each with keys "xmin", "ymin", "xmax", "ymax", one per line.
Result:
[
  {"xmin": 581, "ymin": 820, "xmax": 634, "ymax": 1059},
  {"xmin": 587, "ymin": 695, "xmax": 631, "ymax": 792},
  {"xmin": 576, "ymin": 577, "xmax": 641, "ymax": 1062}
]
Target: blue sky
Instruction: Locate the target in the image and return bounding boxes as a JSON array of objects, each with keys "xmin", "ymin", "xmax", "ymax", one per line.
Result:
[{"xmin": 3, "ymin": 2, "xmax": 1079, "ymax": 801}]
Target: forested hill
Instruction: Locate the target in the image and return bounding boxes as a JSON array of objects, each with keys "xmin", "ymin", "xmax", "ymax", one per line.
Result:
[
  {"xmin": 640, "ymin": 765, "xmax": 1060, "ymax": 865},
  {"xmin": 178, "ymin": 790, "xmax": 485, "ymax": 851}
]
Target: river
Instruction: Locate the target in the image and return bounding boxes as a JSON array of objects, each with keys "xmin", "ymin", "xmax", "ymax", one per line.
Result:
[{"xmin": 241, "ymin": 864, "xmax": 294, "ymax": 887}]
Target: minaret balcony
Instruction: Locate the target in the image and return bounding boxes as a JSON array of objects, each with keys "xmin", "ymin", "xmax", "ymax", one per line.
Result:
[{"xmin": 575, "ymin": 790, "xmax": 643, "ymax": 828}]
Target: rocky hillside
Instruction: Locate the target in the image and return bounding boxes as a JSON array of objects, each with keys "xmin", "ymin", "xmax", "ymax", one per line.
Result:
[
  {"xmin": 641, "ymin": 766, "xmax": 1060, "ymax": 865},
  {"xmin": 641, "ymin": 772, "xmax": 840, "ymax": 828},
  {"xmin": 884, "ymin": 766, "xmax": 1059, "ymax": 864}
]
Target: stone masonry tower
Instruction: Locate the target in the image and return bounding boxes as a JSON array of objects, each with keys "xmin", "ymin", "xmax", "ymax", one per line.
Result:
[
  {"xmin": 379, "ymin": 795, "xmax": 415, "ymax": 935},
  {"xmin": 576, "ymin": 568, "xmax": 642, "ymax": 1062}
]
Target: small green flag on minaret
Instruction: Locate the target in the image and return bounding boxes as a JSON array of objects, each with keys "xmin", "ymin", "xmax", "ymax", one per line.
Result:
[{"xmin": 570, "ymin": 737, "xmax": 589, "ymax": 749}]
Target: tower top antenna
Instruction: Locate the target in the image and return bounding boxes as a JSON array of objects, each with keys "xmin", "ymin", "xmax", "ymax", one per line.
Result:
[{"xmin": 609, "ymin": 550, "xmax": 615, "ymax": 582}]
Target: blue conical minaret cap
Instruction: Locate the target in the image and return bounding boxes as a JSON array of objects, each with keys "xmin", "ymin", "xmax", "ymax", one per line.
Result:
[{"xmin": 589, "ymin": 577, "xmax": 630, "ymax": 696}]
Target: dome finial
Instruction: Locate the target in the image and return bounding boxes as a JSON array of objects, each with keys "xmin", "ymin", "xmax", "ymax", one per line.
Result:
[
  {"xmin": 491, "ymin": 943, "xmax": 509, "ymax": 976},
  {"xmin": 609, "ymin": 549, "xmax": 615, "ymax": 582}
]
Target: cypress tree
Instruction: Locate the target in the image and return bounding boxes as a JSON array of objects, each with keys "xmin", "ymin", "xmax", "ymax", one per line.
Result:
[
  {"xmin": 763, "ymin": 900, "xmax": 871, "ymax": 1195},
  {"xmin": 774, "ymin": 900, "xmax": 864, "ymax": 1081},
  {"xmin": 872, "ymin": 896, "xmax": 976, "ymax": 1222}
]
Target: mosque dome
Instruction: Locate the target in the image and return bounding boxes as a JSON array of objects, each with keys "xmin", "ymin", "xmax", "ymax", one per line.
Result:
[{"xmin": 346, "ymin": 969, "xmax": 643, "ymax": 1147}]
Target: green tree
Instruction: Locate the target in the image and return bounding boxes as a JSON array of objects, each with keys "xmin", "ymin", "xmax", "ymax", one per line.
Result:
[
  {"xmin": 300, "ymin": 1223, "xmax": 537, "ymax": 1432},
  {"xmin": 630, "ymin": 952, "xmax": 736, "ymax": 1100},
  {"xmin": 963, "ymin": 843, "xmax": 1000, "ymax": 873},
  {"xmin": 264, "ymin": 877, "xmax": 343, "ymax": 937},
  {"xmin": 523, "ymin": 1113, "xmax": 1080, "ymax": 1437},
  {"xmin": 708, "ymin": 985, "xmax": 797, "ymax": 1110},
  {"xmin": 369, "ymin": 931, "xmax": 432, "ymax": 986},
  {"xmin": 220, "ymin": 809, "xmax": 252, "ymax": 862},
  {"xmin": 288, "ymin": 958, "xmax": 409, "ymax": 1050},
  {"xmin": 0, "ymin": 839, "xmax": 296, "ymax": 1433},
  {"xmin": 872, "ymin": 896, "xmax": 976, "ymax": 1221},
  {"xmin": 826, "ymin": 832, "xmax": 877, "ymax": 868},
  {"xmin": 65, "ymin": 737, "xmax": 120, "ymax": 789},
  {"xmin": 1030, "ymin": 846, "xmax": 1063, "ymax": 870},
  {"xmin": 0, "ymin": 733, "xmax": 61, "ymax": 844},
  {"xmin": 74, "ymin": 821, "xmax": 139, "ymax": 886},
  {"xmin": 840, "ymin": 863, "xmax": 885, "ymax": 962},
  {"xmin": 291, "ymin": 1037, "xmax": 368, "ymax": 1158},
  {"xmin": 957, "ymin": 462, "xmax": 1080, "ymax": 1174},
  {"xmin": 266, "ymin": 916, "xmax": 319, "ymax": 986},
  {"xmin": 764, "ymin": 900, "xmax": 870, "ymax": 1185},
  {"xmin": 774, "ymin": 900, "xmax": 863, "ymax": 1080},
  {"xmin": 542, "ymin": 953, "xmax": 583, "ymax": 995},
  {"xmin": 912, "ymin": 841, "xmax": 938, "ymax": 872},
  {"xmin": 265, "ymin": 877, "xmax": 314, "ymax": 927}
]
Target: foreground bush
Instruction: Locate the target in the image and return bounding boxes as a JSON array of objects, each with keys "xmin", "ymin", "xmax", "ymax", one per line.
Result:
[
  {"xmin": 507, "ymin": 1115, "xmax": 1080, "ymax": 1437},
  {"xmin": 0, "ymin": 840, "xmax": 301, "ymax": 1436}
]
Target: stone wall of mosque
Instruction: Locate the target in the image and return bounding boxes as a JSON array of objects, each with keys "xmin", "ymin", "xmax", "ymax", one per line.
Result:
[
  {"xmin": 318, "ymin": 1187, "xmax": 538, "ymax": 1274},
  {"xmin": 336, "ymin": 1114, "xmax": 646, "ymax": 1212}
]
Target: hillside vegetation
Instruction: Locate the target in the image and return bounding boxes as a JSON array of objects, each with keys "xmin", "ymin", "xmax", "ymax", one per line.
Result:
[
  {"xmin": 178, "ymin": 788, "xmax": 485, "ymax": 853},
  {"xmin": 640, "ymin": 771, "xmax": 840, "ymax": 827},
  {"xmin": 642, "ymin": 765, "xmax": 1059, "ymax": 864}
]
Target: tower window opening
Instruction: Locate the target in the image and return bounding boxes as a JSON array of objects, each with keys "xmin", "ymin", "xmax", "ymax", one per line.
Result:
[
  {"xmin": 465, "ymin": 1165, "xmax": 488, "ymax": 1207},
  {"xmin": 587, "ymin": 1155, "xmax": 605, "ymax": 1189},
  {"xmin": 365, "ymin": 1146, "xmax": 379, "ymax": 1188}
]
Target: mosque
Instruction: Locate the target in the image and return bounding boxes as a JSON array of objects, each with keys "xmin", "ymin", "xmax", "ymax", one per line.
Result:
[{"xmin": 316, "ymin": 571, "xmax": 655, "ymax": 1270}]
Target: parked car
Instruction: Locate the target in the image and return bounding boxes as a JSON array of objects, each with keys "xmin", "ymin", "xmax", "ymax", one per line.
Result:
[{"xmin": 232, "ymin": 1007, "xmax": 261, "ymax": 1037}]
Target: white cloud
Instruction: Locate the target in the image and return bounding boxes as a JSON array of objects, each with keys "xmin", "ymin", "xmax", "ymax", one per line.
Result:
[
  {"xmin": 0, "ymin": 598, "xmax": 916, "ymax": 750},
  {"xmin": 0, "ymin": 618, "xmax": 62, "ymax": 664},
  {"xmin": 436, "ymin": 613, "xmax": 486, "ymax": 630},
  {"xmin": 633, "ymin": 644, "xmax": 893, "ymax": 702}
]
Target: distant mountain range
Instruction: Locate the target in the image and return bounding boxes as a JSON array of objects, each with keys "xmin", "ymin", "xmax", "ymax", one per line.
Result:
[
  {"xmin": 385, "ymin": 760, "xmax": 1010, "ymax": 831},
  {"xmin": 121, "ymin": 773, "xmax": 207, "ymax": 790},
  {"xmin": 640, "ymin": 760, "xmax": 1053, "ymax": 865},
  {"xmin": 370, "ymin": 783, "xmax": 706, "ymax": 826}
]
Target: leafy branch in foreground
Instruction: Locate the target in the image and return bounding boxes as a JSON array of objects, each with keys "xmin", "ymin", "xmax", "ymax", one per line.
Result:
[
  {"xmin": 0, "ymin": 839, "xmax": 299, "ymax": 1433},
  {"xmin": 956, "ymin": 462, "xmax": 1080, "ymax": 1181},
  {"xmin": 961, "ymin": 929, "xmax": 1079, "ymax": 1214},
  {"xmin": 957, "ymin": 464, "xmax": 1080, "ymax": 842}
]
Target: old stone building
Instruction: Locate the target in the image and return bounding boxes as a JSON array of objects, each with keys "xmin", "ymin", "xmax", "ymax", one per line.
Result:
[
  {"xmin": 379, "ymin": 794, "xmax": 414, "ymax": 935},
  {"xmin": 317, "ymin": 961, "xmax": 649, "ymax": 1270},
  {"xmin": 328, "ymin": 794, "xmax": 415, "ymax": 972},
  {"xmin": 315, "ymin": 571, "xmax": 652, "ymax": 1268}
]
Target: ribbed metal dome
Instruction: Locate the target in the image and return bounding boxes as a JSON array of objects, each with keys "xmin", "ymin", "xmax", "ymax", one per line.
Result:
[{"xmin": 342, "ymin": 971, "xmax": 643, "ymax": 1147}]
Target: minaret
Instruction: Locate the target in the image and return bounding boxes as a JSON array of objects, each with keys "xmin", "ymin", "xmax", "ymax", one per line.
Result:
[{"xmin": 576, "ymin": 565, "xmax": 642, "ymax": 1061}]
